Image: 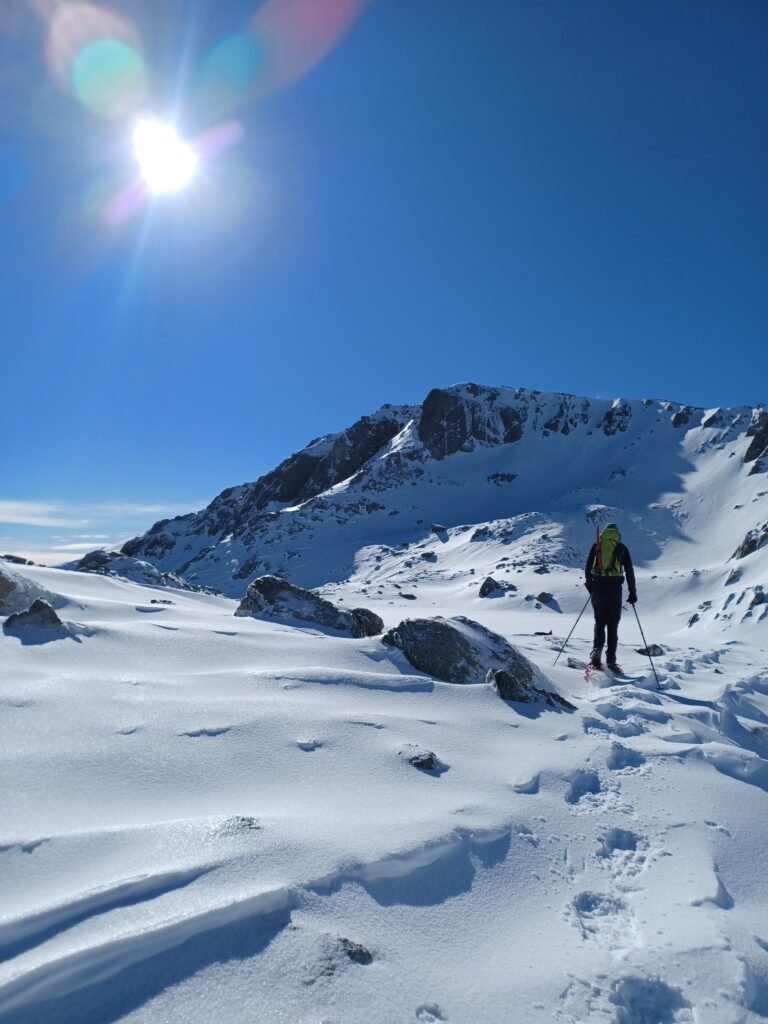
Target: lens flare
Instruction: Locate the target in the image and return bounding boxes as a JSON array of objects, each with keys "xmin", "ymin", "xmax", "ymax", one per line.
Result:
[
  {"xmin": 46, "ymin": 2, "xmax": 147, "ymax": 117},
  {"xmin": 252, "ymin": 0, "xmax": 368, "ymax": 92},
  {"xmin": 195, "ymin": 32, "xmax": 265, "ymax": 119},
  {"xmin": 133, "ymin": 119, "xmax": 198, "ymax": 194},
  {"xmin": 73, "ymin": 39, "xmax": 147, "ymax": 118}
]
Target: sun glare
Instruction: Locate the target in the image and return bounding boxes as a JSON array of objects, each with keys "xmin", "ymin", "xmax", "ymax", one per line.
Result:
[{"xmin": 132, "ymin": 119, "xmax": 198, "ymax": 194}]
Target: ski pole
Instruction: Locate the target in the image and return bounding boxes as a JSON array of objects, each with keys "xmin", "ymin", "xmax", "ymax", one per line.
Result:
[
  {"xmin": 632, "ymin": 604, "xmax": 661, "ymax": 690},
  {"xmin": 553, "ymin": 595, "xmax": 591, "ymax": 667}
]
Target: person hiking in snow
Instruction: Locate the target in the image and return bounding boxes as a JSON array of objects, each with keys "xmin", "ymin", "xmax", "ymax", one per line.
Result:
[{"xmin": 585, "ymin": 523, "xmax": 637, "ymax": 672}]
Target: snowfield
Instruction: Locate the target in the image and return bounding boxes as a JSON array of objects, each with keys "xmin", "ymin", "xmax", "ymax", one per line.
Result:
[{"xmin": 2, "ymin": 547, "xmax": 768, "ymax": 1023}]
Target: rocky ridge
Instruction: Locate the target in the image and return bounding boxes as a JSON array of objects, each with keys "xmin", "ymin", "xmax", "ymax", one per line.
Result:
[{"xmin": 79, "ymin": 384, "xmax": 766, "ymax": 608}]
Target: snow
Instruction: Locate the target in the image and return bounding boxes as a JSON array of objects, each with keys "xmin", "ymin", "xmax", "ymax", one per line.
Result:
[
  {"xmin": 2, "ymin": 534, "xmax": 768, "ymax": 1022},
  {"xmin": 2, "ymin": 384, "xmax": 768, "ymax": 1021}
]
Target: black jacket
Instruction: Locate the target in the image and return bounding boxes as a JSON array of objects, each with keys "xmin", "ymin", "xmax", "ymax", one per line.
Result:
[{"xmin": 586, "ymin": 542, "xmax": 636, "ymax": 597}]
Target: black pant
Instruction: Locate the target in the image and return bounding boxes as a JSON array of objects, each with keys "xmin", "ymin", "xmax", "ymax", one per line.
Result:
[{"xmin": 591, "ymin": 583, "xmax": 622, "ymax": 662}]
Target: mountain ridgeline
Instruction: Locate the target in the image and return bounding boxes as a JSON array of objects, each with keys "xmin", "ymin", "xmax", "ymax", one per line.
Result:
[{"xmin": 105, "ymin": 384, "xmax": 767, "ymax": 597}]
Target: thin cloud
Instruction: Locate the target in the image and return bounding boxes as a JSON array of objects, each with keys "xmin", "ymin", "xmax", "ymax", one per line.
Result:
[{"xmin": 0, "ymin": 499, "xmax": 202, "ymax": 529}]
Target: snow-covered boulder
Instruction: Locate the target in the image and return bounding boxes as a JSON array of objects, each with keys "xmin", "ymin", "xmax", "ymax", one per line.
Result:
[
  {"xmin": 0, "ymin": 565, "xmax": 58, "ymax": 617},
  {"xmin": 235, "ymin": 575, "xmax": 383, "ymax": 638},
  {"xmin": 382, "ymin": 615, "xmax": 573, "ymax": 707},
  {"xmin": 4, "ymin": 598, "xmax": 63, "ymax": 630}
]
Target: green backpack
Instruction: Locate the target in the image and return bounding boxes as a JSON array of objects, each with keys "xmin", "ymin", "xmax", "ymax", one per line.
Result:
[{"xmin": 593, "ymin": 524, "xmax": 623, "ymax": 577}]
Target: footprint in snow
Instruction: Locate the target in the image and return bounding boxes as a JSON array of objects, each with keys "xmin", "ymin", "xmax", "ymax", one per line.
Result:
[
  {"xmin": 606, "ymin": 742, "xmax": 647, "ymax": 771},
  {"xmin": 568, "ymin": 892, "xmax": 640, "ymax": 953},
  {"xmin": 609, "ymin": 976, "xmax": 691, "ymax": 1023},
  {"xmin": 564, "ymin": 770, "xmax": 602, "ymax": 805}
]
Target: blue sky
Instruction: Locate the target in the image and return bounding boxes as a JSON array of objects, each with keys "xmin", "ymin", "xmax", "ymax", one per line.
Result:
[{"xmin": 2, "ymin": 0, "xmax": 767, "ymax": 563}]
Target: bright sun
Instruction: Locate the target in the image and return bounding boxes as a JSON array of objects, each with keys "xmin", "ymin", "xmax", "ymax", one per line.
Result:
[{"xmin": 133, "ymin": 119, "xmax": 198, "ymax": 194}]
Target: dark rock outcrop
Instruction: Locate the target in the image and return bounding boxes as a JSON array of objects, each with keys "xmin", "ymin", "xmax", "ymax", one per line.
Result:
[
  {"xmin": 636, "ymin": 644, "xmax": 664, "ymax": 657},
  {"xmin": 417, "ymin": 386, "xmax": 526, "ymax": 459},
  {"xmin": 479, "ymin": 576, "xmax": 502, "ymax": 597},
  {"xmin": 487, "ymin": 668, "xmax": 575, "ymax": 709},
  {"xmin": 235, "ymin": 576, "xmax": 383, "ymax": 638},
  {"xmin": 536, "ymin": 592, "xmax": 554, "ymax": 604},
  {"xmin": 349, "ymin": 606, "xmax": 386, "ymax": 637},
  {"xmin": 732, "ymin": 523, "xmax": 768, "ymax": 560},
  {"xmin": 744, "ymin": 408, "xmax": 768, "ymax": 464},
  {"xmin": 382, "ymin": 615, "xmax": 571, "ymax": 707},
  {"xmin": 1, "ymin": 554, "xmax": 31, "ymax": 565},
  {"xmin": 5, "ymin": 598, "xmax": 62, "ymax": 630}
]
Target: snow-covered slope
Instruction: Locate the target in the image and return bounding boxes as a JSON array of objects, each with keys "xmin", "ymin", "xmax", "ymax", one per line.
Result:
[
  {"xmin": 115, "ymin": 386, "xmax": 768, "ymax": 622},
  {"xmin": 3, "ymin": 384, "xmax": 768, "ymax": 1022},
  {"xmin": 2, "ymin": 559, "xmax": 768, "ymax": 1023}
]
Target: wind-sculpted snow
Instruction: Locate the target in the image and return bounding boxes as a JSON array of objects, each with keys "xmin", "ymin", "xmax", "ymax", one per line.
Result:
[{"xmin": 3, "ymin": 563, "xmax": 768, "ymax": 1021}]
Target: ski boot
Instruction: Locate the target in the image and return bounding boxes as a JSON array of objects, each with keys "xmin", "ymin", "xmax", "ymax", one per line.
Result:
[{"xmin": 590, "ymin": 649, "xmax": 603, "ymax": 670}]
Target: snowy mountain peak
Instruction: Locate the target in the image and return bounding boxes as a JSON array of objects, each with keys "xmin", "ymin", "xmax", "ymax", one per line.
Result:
[{"xmin": 104, "ymin": 384, "xmax": 766, "ymax": 612}]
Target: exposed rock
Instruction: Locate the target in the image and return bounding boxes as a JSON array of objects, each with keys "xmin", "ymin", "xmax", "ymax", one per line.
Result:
[
  {"xmin": 599, "ymin": 402, "xmax": 631, "ymax": 436},
  {"xmin": 339, "ymin": 938, "xmax": 373, "ymax": 965},
  {"xmin": 744, "ymin": 408, "xmax": 768, "ymax": 464},
  {"xmin": 725, "ymin": 568, "xmax": 742, "ymax": 586},
  {"xmin": 732, "ymin": 523, "xmax": 768, "ymax": 560},
  {"xmin": 399, "ymin": 743, "xmax": 441, "ymax": 772},
  {"xmin": 479, "ymin": 576, "xmax": 503, "ymax": 597},
  {"xmin": 636, "ymin": 644, "xmax": 664, "ymax": 657},
  {"xmin": 488, "ymin": 668, "xmax": 575, "ymax": 709},
  {"xmin": 417, "ymin": 385, "xmax": 526, "ymax": 459},
  {"xmin": 351, "ymin": 606, "xmax": 385, "ymax": 636},
  {"xmin": 687, "ymin": 613, "xmax": 700, "ymax": 627},
  {"xmin": 5, "ymin": 598, "xmax": 63, "ymax": 630},
  {"xmin": 536, "ymin": 592, "xmax": 554, "ymax": 604},
  {"xmin": 488, "ymin": 472, "xmax": 517, "ymax": 485},
  {"xmin": 235, "ymin": 576, "xmax": 382, "ymax": 638},
  {"xmin": 431, "ymin": 523, "xmax": 448, "ymax": 534},
  {"xmin": 1, "ymin": 554, "xmax": 31, "ymax": 565},
  {"xmin": 382, "ymin": 615, "xmax": 572, "ymax": 707},
  {"xmin": 420, "ymin": 551, "xmax": 437, "ymax": 561},
  {"xmin": 749, "ymin": 589, "xmax": 766, "ymax": 609},
  {"xmin": 672, "ymin": 406, "xmax": 693, "ymax": 428}
]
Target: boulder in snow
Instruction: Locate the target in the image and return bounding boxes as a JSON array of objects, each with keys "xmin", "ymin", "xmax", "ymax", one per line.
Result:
[
  {"xmin": 4, "ymin": 598, "xmax": 63, "ymax": 630},
  {"xmin": 0, "ymin": 566, "xmax": 58, "ymax": 617},
  {"xmin": 235, "ymin": 575, "xmax": 383, "ymax": 638},
  {"xmin": 636, "ymin": 644, "xmax": 664, "ymax": 657},
  {"xmin": 382, "ymin": 615, "xmax": 572, "ymax": 707},
  {"xmin": 487, "ymin": 668, "xmax": 574, "ymax": 709},
  {"xmin": 479, "ymin": 576, "xmax": 502, "ymax": 597}
]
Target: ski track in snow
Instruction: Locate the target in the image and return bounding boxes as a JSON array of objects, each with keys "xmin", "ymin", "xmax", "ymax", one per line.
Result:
[{"xmin": 2, "ymin": 543, "xmax": 768, "ymax": 1023}]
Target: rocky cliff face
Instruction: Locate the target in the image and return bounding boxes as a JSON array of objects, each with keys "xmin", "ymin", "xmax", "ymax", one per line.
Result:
[{"xmin": 110, "ymin": 383, "xmax": 767, "ymax": 597}]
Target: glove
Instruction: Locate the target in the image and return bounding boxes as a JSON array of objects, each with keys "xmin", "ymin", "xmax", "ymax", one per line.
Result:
[{"xmin": 628, "ymin": 592, "xmax": 637, "ymax": 605}]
